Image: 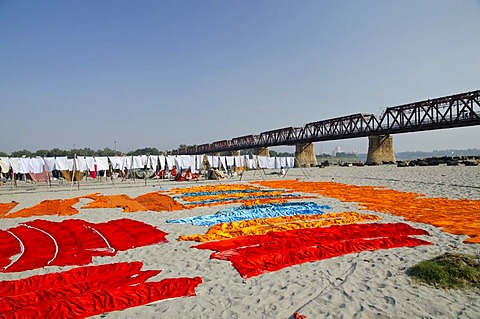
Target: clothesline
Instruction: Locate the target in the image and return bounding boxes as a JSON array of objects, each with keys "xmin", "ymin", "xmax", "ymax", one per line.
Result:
[{"xmin": 0, "ymin": 154, "xmax": 296, "ymax": 175}]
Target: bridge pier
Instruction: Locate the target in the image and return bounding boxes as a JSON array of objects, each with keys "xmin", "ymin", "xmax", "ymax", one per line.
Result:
[
  {"xmin": 255, "ymin": 147, "xmax": 270, "ymax": 157},
  {"xmin": 230, "ymin": 150, "xmax": 241, "ymax": 156},
  {"xmin": 295, "ymin": 143, "xmax": 318, "ymax": 167},
  {"xmin": 366, "ymin": 135, "xmax": 396, "ymax": 165}
]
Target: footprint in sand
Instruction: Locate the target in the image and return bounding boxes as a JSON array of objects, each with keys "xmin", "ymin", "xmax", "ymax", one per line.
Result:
[{"xmin": 384, "ymin": 296, "xmax": 396, "ymax": 305}]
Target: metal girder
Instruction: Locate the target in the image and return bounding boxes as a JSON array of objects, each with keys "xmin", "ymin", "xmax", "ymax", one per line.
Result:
[
  {"xmin": 257, "ymin": 127, "xmax": 302, "ymax": 147},
  {"xmin": 378, "ymin": 90, "xmax": 480, "ymax": 134},
  {"xmin": 231, "ymin": 135, "xmax": 259, "ymax": 150},
  {"xmin": 169, "ymin": 89, "xmax": 480, "ymax": 155},
  {"xmin": 301, "ymin": 113, "xmax": 379, "ymax": 142}
]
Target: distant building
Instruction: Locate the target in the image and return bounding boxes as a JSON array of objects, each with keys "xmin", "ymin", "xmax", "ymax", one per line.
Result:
[{"xmin": 332, "ymin": 146, "xmax": 341, "ymax": 156}]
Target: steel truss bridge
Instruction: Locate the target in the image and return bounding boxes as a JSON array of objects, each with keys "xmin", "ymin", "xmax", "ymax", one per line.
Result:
[{"xmin": 170, "ymin": 89, "xmax": 480, "ymax": 155}]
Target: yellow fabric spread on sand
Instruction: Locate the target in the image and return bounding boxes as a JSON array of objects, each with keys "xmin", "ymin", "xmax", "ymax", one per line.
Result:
[{"xmin": 179, "ymin": 211, "xmax": 381, "ymax": 242}]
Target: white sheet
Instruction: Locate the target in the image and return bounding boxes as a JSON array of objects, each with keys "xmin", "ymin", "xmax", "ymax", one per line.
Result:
[
  {"xmin": 257, "ymin": 156, "xmax": 268, "ymax": 169},
  {"xmin": 85, "ymin": 157, "xmax": 96, "ymax": 171},
  {"xmin": 158, "ymin": 156, "xmax": 166, "ymax": 170},
  {"xmin": 266, "ymin": 157, "xmax": 276, "ymax": 169},
  {"xmin": 18, "ymin": 158, "xmax": 30, "ymax": 174},
  {"xmin": 30, "ymin": 157, "xmax": 44, "ymax": 173},
  {"xmin": 211, "ymin": 156, "xmax": 219, "ymax": 169},
  {"xmin": 0, "ymin": 157, "xmax": 9, "ymax": 172},
  {"xmin": 234, "ymin": 156, "xmax": 244, "ymax": 168},
  {"xmin": 219, "ymin": 156, "xmax": 227, "ymax": 172},
  {"xmin": 43, "ymin": 158, "xmax": 56, "ymax": 171},
  {"xmin": 287, "ymin": 157, "xmax": 295, "ymax": 168},
  {"xmin": 95, "ymin": 157, "xmax": 109, "ymax": 171},
  {"xmin": 206, "ymin": 156, "xmax": 213, "ymax": 167},
  {"xmin": 150, "ymin": 156, "xmax": 158, "ymax": 170},
  {"xmin": 226, "ymin": 156, "xmax": 235, "ymax": 167},
  {"xmin": 132, "ymin": 156, "xmax": 145, "ymax": 169},
  {"xmin": 275, "ymin": 157, "xmax": 281, "ymax": 169},
  {"xmin": 166, "ymin": 156, "xmax": 174, "ymax": 169},
  {"xmin": 75, "ymin": 157, "xmax": 88, "ymax": 171},
  {"xmin": 54, "ymin": 157, "xmax": 70, "ymax": 171},
  {"xmin": 196, "ymin": 155, "xmax": 203, "ymax": 170}
]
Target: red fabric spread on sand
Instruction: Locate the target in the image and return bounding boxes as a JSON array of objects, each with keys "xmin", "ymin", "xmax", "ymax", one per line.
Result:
[
  {"xmin": 1, "ymin": 219, "xmax": 168, "ymax": 273},
  {"xmin": 0, "ymin": 262, "xmax": 202, "ymax": 319},
  {"xmin": 6, "ymin": 225, "xmax": 57, "ymax": 273},
  {"xmin": 0, "ymin": 231, "xmax": 21, "ymax": 269},
  {"xmin": 83, "ymin": 218, "xmax": 169, "ymax": 251},
  {"xmin": 22, "ymin": 219, "xmax": 112, "ymax": 267},
  {"xmin": 194, "ymin": 222, "xmax": 432, "ymax": 278}
]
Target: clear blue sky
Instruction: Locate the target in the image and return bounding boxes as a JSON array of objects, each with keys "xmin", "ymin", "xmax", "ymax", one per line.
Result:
[{"xmin": 1, "ymin": 0, "xmax": 479, "ymax": 154}]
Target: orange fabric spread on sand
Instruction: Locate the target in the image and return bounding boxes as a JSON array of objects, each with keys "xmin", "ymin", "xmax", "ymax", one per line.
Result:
[
  {"xmin": 82, "ymin": 194, "xmax": 146, "ymax": 212},
  {"xmin": 1, "ymin": 192, "xmax": 185, "ymax": 219},
  {"xmin": 82, "ymin": 192, "xmax": 185, "ymax": 212},
  {"xmin": 4, "ymin": 198, "xmax": 80, "ymax": 218},
  {"xmin": 0, "ymin": 202, "xmax": 18, "ymax": 218},
  {"xmin": 254, "ymin": 180, "xmax": 480, "ymax": 244},
  {"xmin": 179, "ymin": 212, "xmax": 381, "ymax": 242},
  {"xmin": 134, "ymin": 192, "xmax": 185, "ymax": 211}
]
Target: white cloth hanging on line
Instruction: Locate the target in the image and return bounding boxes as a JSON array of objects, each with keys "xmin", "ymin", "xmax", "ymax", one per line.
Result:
[
  {"xmin": 95, "ymin": 157, "xmax": 109, "ymax": 171},
  {"xmin": 165, "ymin": 156, "xmax": 175, "ymax": 169}
]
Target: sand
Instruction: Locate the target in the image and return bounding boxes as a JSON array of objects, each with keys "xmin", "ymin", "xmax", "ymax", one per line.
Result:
[{"xmin": 0, "ymin": 165, "xmax": 479, "ymax": 318}]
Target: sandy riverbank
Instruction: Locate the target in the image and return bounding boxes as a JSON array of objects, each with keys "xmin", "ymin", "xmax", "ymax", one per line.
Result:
[{"xmin": 0, "ymin": 165, "xmax": 479, "ymax": 318}]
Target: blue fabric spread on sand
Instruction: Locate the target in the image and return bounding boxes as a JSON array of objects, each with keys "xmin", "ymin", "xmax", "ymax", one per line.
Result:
[{"xmin": 166, "ymin": 202, "xmax": 331, "ymax": 226}]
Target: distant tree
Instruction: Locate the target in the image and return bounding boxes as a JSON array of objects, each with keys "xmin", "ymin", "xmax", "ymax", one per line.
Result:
[
  {"xmin": 11, "ymin": 149, "xmax": 34, "ymax": 157},
  {"xmin": 240, "ymin": 149, "xmax": 255, "ymax": 156},
  {"xmin": 335, "ymin": 152, "xmax": 357, "ymax": 158},
  {"xmin": 48, "ymin": 148, "xmax": 68, "ymax": 157},
  {"xmin": 275, "ymin": 152, "xmax": 294, "ymax": 157},
  {"xmin": 0, "ymin": 151, "xmax": 8, "ymax": 157},
  {"xmin": 317, "ymin": 153, "xmax": 332, "ymax": 158},
  {"xmin": 97, "ymin": 147, "xmax": 115, "ymax": 157},
  {"xmin": 71, "ymin": 148, "xmax": 96, "ymax": 157},
  {"xmin": 35, "ymin": 149, "xmax": 50, "ymax": 157},
  {"xmin": 127, "ymin": 147, "xmax": 162, "ymax": 156}
]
